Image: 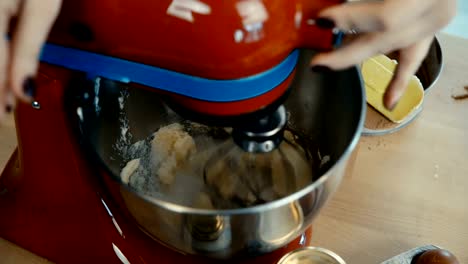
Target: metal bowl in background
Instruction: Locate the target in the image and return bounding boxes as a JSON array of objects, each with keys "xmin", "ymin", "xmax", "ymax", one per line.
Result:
[
  {"xmin": 278, "ymin": 247, "xmax": 346, "ymax": 264},
  {"xmin": 362, "ymin": 36, "xmax": 443, "ymax": 136},
  {"xmin": 70, "ymin": 48, "xmax": 365, "ymax": 259}
]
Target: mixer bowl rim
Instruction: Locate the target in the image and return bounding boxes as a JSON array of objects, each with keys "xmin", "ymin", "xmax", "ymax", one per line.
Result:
[{"xmin": 95, "ymin": 66, "xmax": 366, "ymax": 215}]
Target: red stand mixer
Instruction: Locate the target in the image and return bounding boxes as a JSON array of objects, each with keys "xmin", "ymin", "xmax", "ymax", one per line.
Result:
[{"xmin": 0, "ymin": 0, "xmax": 365, "ymax": 263}]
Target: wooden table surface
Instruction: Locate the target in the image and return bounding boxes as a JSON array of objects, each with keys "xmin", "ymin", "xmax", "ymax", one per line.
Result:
[{"xmin": 0, "ymin": 33, "xmax": 467, "ymax": 263}]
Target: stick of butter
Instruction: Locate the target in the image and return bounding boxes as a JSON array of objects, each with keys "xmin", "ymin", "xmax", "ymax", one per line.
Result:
[{"xmin": 361, "ymin": 54, "xmax": 424, "ymax": 123}]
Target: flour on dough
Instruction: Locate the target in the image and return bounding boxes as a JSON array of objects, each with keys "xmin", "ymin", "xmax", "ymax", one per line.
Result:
[
  {"xmin": 121, "ymin": 158, "xmax": 141, "ymax": 184},
  {"xmin": 150, "ymin": 123, "xmax": 196, "ymax": 185}
]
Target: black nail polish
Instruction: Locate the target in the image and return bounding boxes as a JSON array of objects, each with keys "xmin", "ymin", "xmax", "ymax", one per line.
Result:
[
  {"xmin": 69, "ymin": 22, "xmax": 95, "ymax": 42},
  {"xmin": 23, "ymin": 77, "xmax": 36, "ymax": 98},
  {"xmin": 5, "ymin": 105, "xmax": 12, "ymax": 113},
  {"xmin": 316, "ymin": 17, "xmax": 336, "ymax": 29},
  {"xmin": 311, "ymin": 65, "xmax": 331, "ymax": 73}
]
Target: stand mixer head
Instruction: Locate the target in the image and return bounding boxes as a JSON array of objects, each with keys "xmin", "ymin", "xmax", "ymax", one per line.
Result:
[{"xmin": 42, "ymin": 0, "xmax": 343, "ymax": 122}]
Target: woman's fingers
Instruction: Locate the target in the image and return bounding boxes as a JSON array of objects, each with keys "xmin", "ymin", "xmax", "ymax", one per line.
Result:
[
  {"xmin": 311, "ymin": 0, "xmax": 456, "ymax": 111},
  {"xmin": 318, "ymin": 0, "xmax": 429, "ymax": 34},
  {"xmin": 383, "ymin": 37, "xmax": 433, "ymax": 109},
  {"xmin": 310, "ymin": 20, "xmax": 432, "ymax": 71},
  {"xmin": 318, "ymin": 1, "xmax": 385, "ymax": 33},
  {"xmin": 0, "ymin": 1, "xmax": 17, "ymax": 120},
  {"xmin": 8, "ymin": 0, "xmax": 61, "ymax": 103},
  {"xmin": 312, "ymin": 33, "xmax": 391, "ymax": 70}
]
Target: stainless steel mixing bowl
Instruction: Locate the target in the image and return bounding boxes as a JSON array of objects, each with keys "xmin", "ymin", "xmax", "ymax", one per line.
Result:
[{"xmin": 71, "ymin": 49, "xmax": 365, "ymax": 259}]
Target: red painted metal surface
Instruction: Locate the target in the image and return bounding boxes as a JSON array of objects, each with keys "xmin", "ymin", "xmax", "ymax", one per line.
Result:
[
  {"xmin": 48, "ymin": 0, "xmax": 342, "ymax": 79},
  {"xmin": 0, "ymin": 64, "xmax": 313, "ymax": 263},
  {"xmin": 43, "ymin": 0, "xmax": 344, "ymax": 118}
]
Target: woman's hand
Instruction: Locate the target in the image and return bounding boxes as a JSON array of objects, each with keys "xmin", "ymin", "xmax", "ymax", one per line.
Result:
[
  {"xmin": 0, "ymin": 0, "xmax": 61, "ymax": 120},
  {"xmin": 311, "ymin": 0, "xmax": 457, "ymax": 110}
]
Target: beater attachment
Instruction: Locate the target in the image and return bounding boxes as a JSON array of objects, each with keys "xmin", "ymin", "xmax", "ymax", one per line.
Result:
[{"xmin": 203, "ymin": 106, "xmax": 313, "ymax": 208}]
